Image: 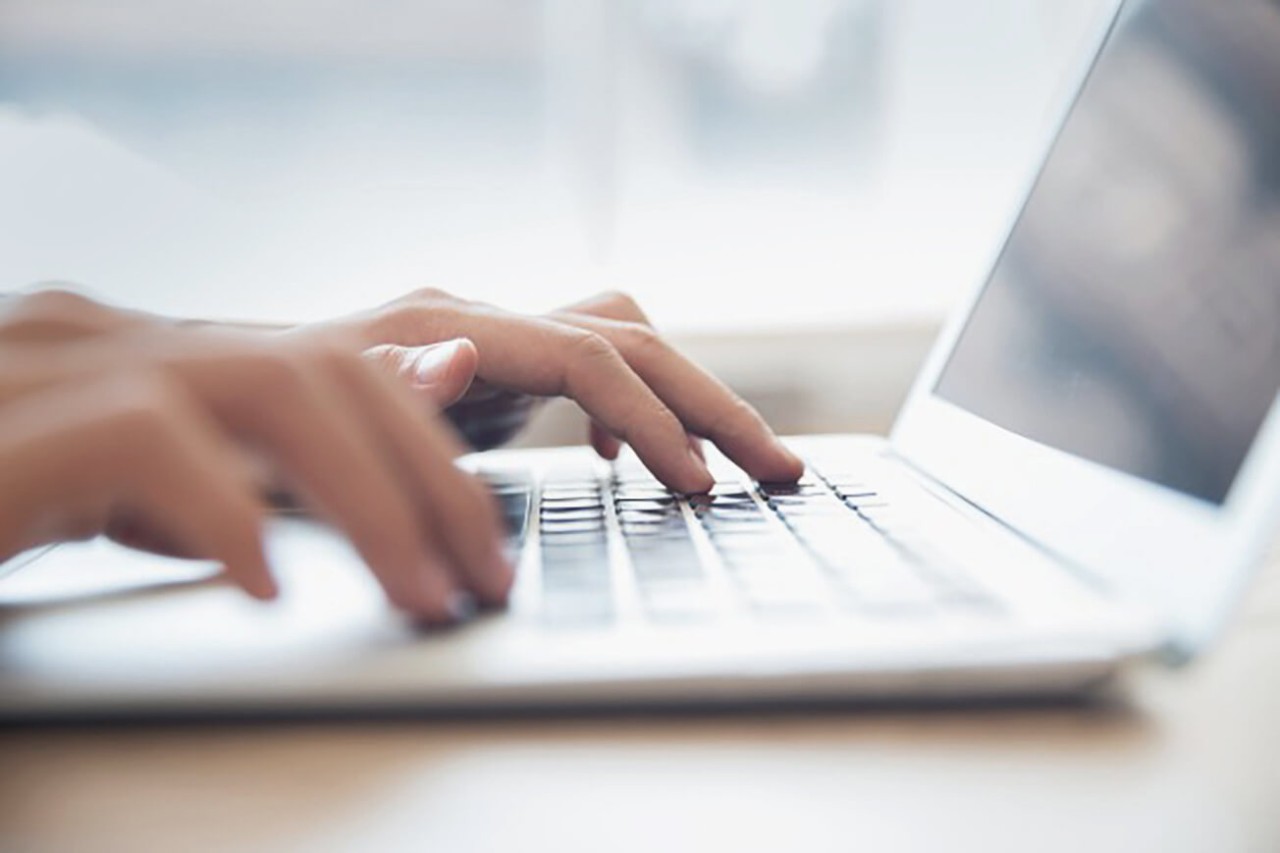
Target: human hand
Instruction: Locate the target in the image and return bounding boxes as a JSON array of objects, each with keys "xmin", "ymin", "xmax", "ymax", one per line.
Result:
[
  {"xmin": 362, "ymin": 336, "xmax": 538, "ymax": 452},
  {"xmin": 0, "ymin": 291, "xmax": 511, "ymax": 621},
  {"xmin": 326, "ymin": 288, "xmax": 805, "ymax": 492}
]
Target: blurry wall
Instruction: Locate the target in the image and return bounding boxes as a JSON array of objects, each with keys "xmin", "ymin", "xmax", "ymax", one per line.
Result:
[{"xmin": 0, "ymin": 0, "xmax": 1115, "ymax": 437}]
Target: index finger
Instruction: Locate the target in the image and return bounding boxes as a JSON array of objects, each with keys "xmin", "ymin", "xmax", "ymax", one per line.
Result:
[
  {"xmin": 393, "ymin": 305, "xmax": 715, "ymax": 492},
  {"xmin": 553, "ymin": 312, "xmax": 804, "ymax": 484}
]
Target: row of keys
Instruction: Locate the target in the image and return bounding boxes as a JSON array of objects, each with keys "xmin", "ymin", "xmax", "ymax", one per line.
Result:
[
  {"xmin": 478, "ymin": 470, "xmax": 533, "ymax": 546},
  {"xmin": 538, "ymin": 482, "xmax": 615, "ymax": 626},
  {"xmin": 615, "ymin": 475, "xmax": 715, "ymax": 623},
  {"xmin": 691, "ymin": 485, "xmax": 831, "ymax": 617},
  {"xmin": 779, "ymin": 472, "xmax": 993, "ymax": 611},
  {"xmin": 529, "ymin": 459, "xmax": 995, "ymax": 629}
]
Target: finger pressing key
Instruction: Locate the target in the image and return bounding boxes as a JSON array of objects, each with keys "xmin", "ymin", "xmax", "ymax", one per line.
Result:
[
  {"xmin": 554, "ymin": 311, "xmax": 803, "ymax": 483},
  {"xmin": 330, "ymin": 354, "xmax": 514, "ymax": 606},
  {"xmin": 193, "ymin": 346, "xmax": 458, "ymax": 619},
  {"xmin": 374, "ymin": 309, "xmax": 715, "ymax": 492}
]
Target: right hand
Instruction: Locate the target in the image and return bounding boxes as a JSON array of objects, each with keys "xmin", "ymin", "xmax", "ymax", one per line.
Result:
[
  {"xmin": 331, "ymin": 288, "xmax": 805, "ymax": 489},
  {"xmin": 0, "ymin": 290, "xmax": 512, "ymax": 622}
]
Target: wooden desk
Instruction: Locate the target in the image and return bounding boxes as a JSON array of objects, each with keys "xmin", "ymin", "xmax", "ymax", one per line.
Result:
[{"xmin": 3, "ymin": 562, "xmax": 1279, "ymax": 853}]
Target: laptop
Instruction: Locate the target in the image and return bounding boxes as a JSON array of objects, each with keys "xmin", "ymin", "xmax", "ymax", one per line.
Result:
[{"xmin": 2, "ymin": 0, "xmax": 1279, "ymax": 717}]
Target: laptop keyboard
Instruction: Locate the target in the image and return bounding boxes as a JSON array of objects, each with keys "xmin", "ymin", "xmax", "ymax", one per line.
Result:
[{"xmin": 482, "ymin": 461, "xmax": 996, "ymax": 629}]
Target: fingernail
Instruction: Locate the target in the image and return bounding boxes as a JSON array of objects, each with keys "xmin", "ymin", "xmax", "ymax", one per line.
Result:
[
  {"xmin": 252, "ymin": 577, "xmax": 280, "ymax": 602},
  {"xmin": 686, "ymin": 448, "xmax": 715, "ymax": 493},
  {"xmin": 414, "ymin": 339, "xmax": 464, "ymax": 385}
]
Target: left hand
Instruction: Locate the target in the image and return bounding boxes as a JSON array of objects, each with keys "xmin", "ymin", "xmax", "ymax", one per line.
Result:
[
  {"xmin": 319, "ymin": 288, "xmax": 804, "ymax": 492},
  {"xmin": 0, "ymin": 289, "xmax": 512, "ymax": 618}
]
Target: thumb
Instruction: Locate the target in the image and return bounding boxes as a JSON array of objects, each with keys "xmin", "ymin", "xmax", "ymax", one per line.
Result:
[{"xmin": 364, "ymin": 338, "xmax": 479, "ymax": 408}]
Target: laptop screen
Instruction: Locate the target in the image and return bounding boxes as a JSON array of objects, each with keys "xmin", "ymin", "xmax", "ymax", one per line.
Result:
[{"xmin": 935, "ymin": 0, "xmax": 1280, "ymax": 506}]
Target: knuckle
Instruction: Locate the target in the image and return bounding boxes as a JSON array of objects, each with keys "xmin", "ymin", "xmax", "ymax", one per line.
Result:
[
  {"xmin": 112, "ymin": 375, "xmax": 181, "ymax": 434},
  {"xmin": 409, "ymin": 286, "xmax": 459, "ymax": 306},
  {"xmin": 652, "ymin": 403, "xmax": 688, "ymax": 439},
  {"xmin": 618, "ymin": 322, "xmax": 665, "ymax": 361},
  {"xmin": 386, "ymin": 299, "xmax": 467, "ymax": 343},
  {"xmin": 561, "ymin": 330, "xmax": 620, "ymax": 393},
  {"xmin": 600, "ymin": 289, "xmax": 641, "ymax": 314},
  {"xmin": 567, "ymin": 329, "xmax": 617, "ymax": 363},
  {"xmin": 1, "ymin": 287, "xmax": 107, "ymax": 339},
  {"xmin": 23, "ymin": 287, "xmax": 95, "ymax": 316}
]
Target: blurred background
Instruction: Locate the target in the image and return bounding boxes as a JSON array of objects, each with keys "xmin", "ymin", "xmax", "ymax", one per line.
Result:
[{"xmin": 0, "ymin": 0, "xmax": 1115, "ymax": 440}]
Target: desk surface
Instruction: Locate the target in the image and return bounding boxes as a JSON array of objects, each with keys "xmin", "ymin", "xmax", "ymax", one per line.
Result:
[{"xmin": 3, "ymin": 560, "xmax": 1279, "ymax": 853}]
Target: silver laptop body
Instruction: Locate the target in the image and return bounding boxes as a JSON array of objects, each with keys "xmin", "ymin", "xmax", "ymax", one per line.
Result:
[{"xmin": 2, "ymin": 0, "xmax": 1279, "ymax": 717}]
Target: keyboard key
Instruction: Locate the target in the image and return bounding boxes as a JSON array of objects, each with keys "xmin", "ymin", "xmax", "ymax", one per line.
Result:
[
  {"xmin": 614, "ymin": 497, "xmax": 677, "ymax": 511},
  {"xmin": 619, "ymin": 513, "xmax": 682, "ymax": 527},
  {"xmin": 833, "ymin": 485, "xmax": 878, "ymax": 498},
  {"xmin": 627, "ymin": 540, "xmax": 700, "ymax": 561},
  {"xmin": 480, "ymin": 470, "xmax": 533, "ymax": 545},
  {"xmin": 708, "ymin": 484, "xmax": 754, "ymax": 498},
  {"xmin": 621, "ymin": 528, "xmax": 688, "ymax": 544},
  {"xmin": 619, "ymin": 508, "xmax": 682, "ymax": 524},
  {"xmin": 540, "ymin": 590, "xmax": 616, "ymax": 628},
  {"xmin": 771, "ymin": 501, "xmax": 847, "ymax": 519},
  {"xmin": 711, "ymin": 539, "xmax": 797, "ymax": 567},
  {"xmin": 540, "ymin": 502, "xmax": 605, "ymax": 517},
  {"xmin": 620, "ymin": 524, "xmax": 685, "ymax": 539},
  {"xmin": 640, "ymin": 581, "xmax": 716, "ymax": 623},
  {"xmin": 633, "ymin": 559, "xmax": 703, "ymax": 584},
  {"xmin": 541, "ymin": 489, "xmax": 602, "ymax": 503},
  {"xmin": 541, "ymin": 529, "xmax": 612, "ymax": 588},
  {"xmin": 759, "ymin": 483, "xmax": 826, "ymax": 498},
  {"xmin": 631, "ymin": 561, "xmax": 702, "ymax": 581},
  {"xmin": 613, "ymin": 486, "xmax": 674, "ymax": 501},
  {"xmin": 699, "ymin": 509, "xmax": 768, "ymax": 526},
  {"xmin": 739, "ymin": 581, "xmax": 825, "ymax": 618},
  {"xmin": 498, "ymin": 496, "xmax": 531, "ymax": 541},
  {"xmin": 821, "ymin": 548, "xmax": 938, "ymax": 612},
  {"xmin": 540, "ymin": 540, "xmax": 609, "ymax": 563},
  {"xmin": 541, "ymin": 520, "xmax": 608, "ymax": 537},
  {"xmin": 542, "ymin": 500, "xmax": 604, "ymax": 513},
  {"xmin": 617, "ymin": 505, "xmax": 678, "ymax": 518},
  {"xmin": 541, "ymin": 569, "xmax": 610, "ymax": 597},
  {"xmin": 760, "ymin": 470, "xmax": 820, "ymax": 489}
]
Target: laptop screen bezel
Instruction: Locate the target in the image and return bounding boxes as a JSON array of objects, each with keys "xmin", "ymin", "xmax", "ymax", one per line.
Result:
[{"xmin": 888, "ymin": 0, "xmax": 1280, "ymax": 658}]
